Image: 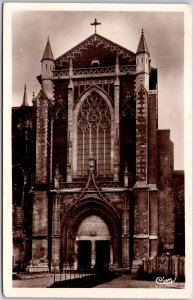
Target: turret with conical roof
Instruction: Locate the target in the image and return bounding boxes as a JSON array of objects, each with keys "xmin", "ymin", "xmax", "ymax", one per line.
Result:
[
  {"xmin": 21, "ymin": 84, "xmax": 29, "ymax": 107},
  {"xmin": 41, "ymin": 37, "xmax": 54, "ymax": 62},
  {"xmin": 136, "ymin": 29, "xmax": 149, "ymax": 55},
  {"xmin": 41, "ymin": 37, "xmax": 55, "ymax": 100},
  {"xmin": 136, "ymin": 29, "xmax": 150, "ymax": 90}
]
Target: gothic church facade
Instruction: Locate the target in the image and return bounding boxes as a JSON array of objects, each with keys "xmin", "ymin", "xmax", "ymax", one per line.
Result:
[{"xmin": 12, "ymin": 28, "xmax": 184, "ymax": 273}]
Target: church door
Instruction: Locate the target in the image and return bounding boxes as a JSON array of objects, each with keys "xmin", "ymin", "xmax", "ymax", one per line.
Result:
[
  {"xmin": 77, "ymin": 240, "xmax": 91, "ymax": 271},
  {"xmin": 95, "ymin": 240, "xmax": 110, "ymax": 271}
]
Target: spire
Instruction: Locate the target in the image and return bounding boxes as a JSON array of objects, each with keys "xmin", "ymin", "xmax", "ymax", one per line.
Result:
[
  {"xmin": 21, "ymin": 84, "xmax": 28, "ymax": 107},
  {"xmin": 41, "ymin": 36, "xmax": 54, "ymax": 61},
  {"xmin": 136, "ymin": 28, "xmax": 149, "ymax": 54}
]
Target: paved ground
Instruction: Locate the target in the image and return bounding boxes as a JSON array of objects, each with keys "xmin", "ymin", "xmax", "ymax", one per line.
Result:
[
  {"xmin": 13, "ymin": 273, "xmax": 185, "ymax": 289},
  {"xmin": 94, "ymin": 274, "xmax": 185, "ymax": 288},
  {"xmin": 13, "ymin": 273, "xmax": 93, "ymax": 288}
]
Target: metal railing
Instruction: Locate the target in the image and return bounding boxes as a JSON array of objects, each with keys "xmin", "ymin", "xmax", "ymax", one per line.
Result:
[{"xmin": 52, "ymin": 268, "xmax": 98, "ymax": 284}]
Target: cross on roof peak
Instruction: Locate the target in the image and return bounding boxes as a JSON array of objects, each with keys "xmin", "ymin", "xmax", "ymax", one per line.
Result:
[{"xmin": 91, "ymin": 18, "xmax": 101, "ymax": 33}]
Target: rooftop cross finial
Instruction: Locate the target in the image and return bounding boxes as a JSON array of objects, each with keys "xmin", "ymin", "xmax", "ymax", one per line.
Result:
[{"xmin": 91, "ymin": 18, "xmax": 101, "ymax": 33}]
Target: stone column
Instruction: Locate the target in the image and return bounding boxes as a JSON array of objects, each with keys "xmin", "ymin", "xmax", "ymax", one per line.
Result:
[
  {"xmin": 110, "ymin": 243, "xmax": 113, "ymax": 268},
  {"xmin": 132, "ymin": 81, "xmax": 150, "ymax": 273},
  {"xmin": 147, "ymin": 91, "xmax": 159, "ymax": 257},
  {"xmin": 50, "ymin": 117, "xmax": 54, "ymax": 184},
  {"xmin": 51, "ymin": 194, "xmax": 60, "ymax": 271},
  {"xmin": 73, "ymin": 241, "xmax": 78, "ymax": 270},
  {"xmin": 28, "ymin": 91, "xmax": 49, "ymax": 272},
  {"xmin": 67, "ymin": 59, "xmax": 74, "ymax": 182},
  {"xmin": 135, "ymin": 85, "xmax": 148, "ymax": 183},
  {"xmin": 112, "ymin": 237, "xmax": 119, "ymax": 270},
  {"xmin": 149, "ymin": 190, "xmax": 159, "ymax": 257},
  {"xmin": 91, "ymin": 240, "xmax": 96, "ymax": 267},
  {"xmin": 113, "ymin": 57, "xmax": 120, "ymax": 181},
  {"xmin": 28, "ymin": 191, "xmax": 49, "ymax": 272},
  {"xmin": 35, "ymin": 91, "xmax": 48, "ymax": 184},
  {"xmin": 132, "ymin": 187, "xmax": 149, "ymax": 273},
  {"xmin": 122, "ymin": 192, "xmax": 130, "ymax": 269}
]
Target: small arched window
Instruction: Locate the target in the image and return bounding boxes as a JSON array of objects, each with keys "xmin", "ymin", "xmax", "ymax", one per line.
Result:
[{"xmin": 141, "ymin": 57, "xmax": 143, "ymax": 63}]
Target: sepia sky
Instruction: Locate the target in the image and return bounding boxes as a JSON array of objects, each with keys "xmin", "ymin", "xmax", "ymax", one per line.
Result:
[{"xmin": 12, "ymin": 10, "xmax": 184, "ymax": 170}]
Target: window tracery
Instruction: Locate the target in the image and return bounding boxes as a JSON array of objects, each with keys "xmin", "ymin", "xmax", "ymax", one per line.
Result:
[{"xmin": 77, "ymin": 92, "xmax": 111, "ymax": 177}]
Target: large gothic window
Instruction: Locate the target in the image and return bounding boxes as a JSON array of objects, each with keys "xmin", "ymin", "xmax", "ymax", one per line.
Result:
[{"xmin": 77, "ymin": 92, "xmax": 111, "ymax": 177}]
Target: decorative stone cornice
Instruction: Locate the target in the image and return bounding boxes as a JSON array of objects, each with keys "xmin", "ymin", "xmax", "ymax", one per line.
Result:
[
  {"xmin": 53, "ymin": 65, "xmax": 136, "ymax": 80},
  {"xmin": 134, "ymin": 234, "xmax": 158, "ymax": 239},
  {"xmin": 133, "ymin": 182, "xmax": 158, "ymax": 190}
]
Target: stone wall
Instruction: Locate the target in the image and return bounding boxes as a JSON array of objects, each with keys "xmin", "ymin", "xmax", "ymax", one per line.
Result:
[
  {"xmin": 157, "ymin": 130, "xmax": 175, "ymax": 254},
  {"xmin": 173, "ymin": 171, "xmax": 185, "ymax": 255},
  {"xmin": 147, "ymin": 92, "xmax": 157, "ymax": 184},
  {"xmin": 29, "ymin": 190, "xmax": 49, "ymax": 271}
]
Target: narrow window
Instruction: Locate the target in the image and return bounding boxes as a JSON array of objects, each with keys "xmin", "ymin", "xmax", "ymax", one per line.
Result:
[{"xmin": 141, "ymin": 57, "xmax": 143, "ymax": 63}]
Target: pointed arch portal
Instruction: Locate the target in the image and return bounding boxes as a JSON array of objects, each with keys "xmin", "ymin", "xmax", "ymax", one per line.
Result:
[{"xmin": 60, "ymin": 197, "xmax": 121, "ymax": 270}]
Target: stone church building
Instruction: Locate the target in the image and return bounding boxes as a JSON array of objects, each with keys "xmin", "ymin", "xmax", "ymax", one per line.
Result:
[{"xmin": 12, "ymin": 26, "xmax": 184, "ymax": 273}]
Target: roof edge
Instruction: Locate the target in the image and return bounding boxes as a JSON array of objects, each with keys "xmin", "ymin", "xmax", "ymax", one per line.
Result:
[{"xmin": 55, "ymin": 33, "xmax": 136, "ymax": 63}]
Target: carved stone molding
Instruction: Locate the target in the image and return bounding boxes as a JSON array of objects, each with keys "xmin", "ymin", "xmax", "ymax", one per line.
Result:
[
  {"xmin": 55, "ymin": 34, "xmax": 135, "ymax": 66},
  {"xmin": 53, "ymin": 65, "xmax": 136, "ymax": 79}
]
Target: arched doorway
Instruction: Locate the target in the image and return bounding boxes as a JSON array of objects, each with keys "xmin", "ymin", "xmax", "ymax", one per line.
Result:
[
  {"xmin": 60, "ymin": 197, "xmax": 121, "ymax": 271},
  {"xmin": 76, "ymin": 215, "xmax": 112, "ymax": 271}
]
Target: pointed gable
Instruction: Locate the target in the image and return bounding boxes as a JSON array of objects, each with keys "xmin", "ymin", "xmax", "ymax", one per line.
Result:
[
  {"xmin": 35, "ymin": 88, "xmax": 52, "ymax": 107},
  {"xmin": 55, "ymin": 33, "xmax": 136, "ymax": 69},
  {"xmin": 136, "ymin": 29, "xmax": 149, "ymax": 54},
  {"xmin": 41, "ymin": 37, "xmax": 54, "ymax": 61},
  {"xmin": 36, "ymin": 88, "xmax": 48, "ymax": 99}
]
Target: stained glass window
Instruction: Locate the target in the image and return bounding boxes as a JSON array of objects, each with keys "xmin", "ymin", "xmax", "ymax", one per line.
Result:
[{"xmin": 77, "ymin": 92, "xmax": 111, "ymax": 177}]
